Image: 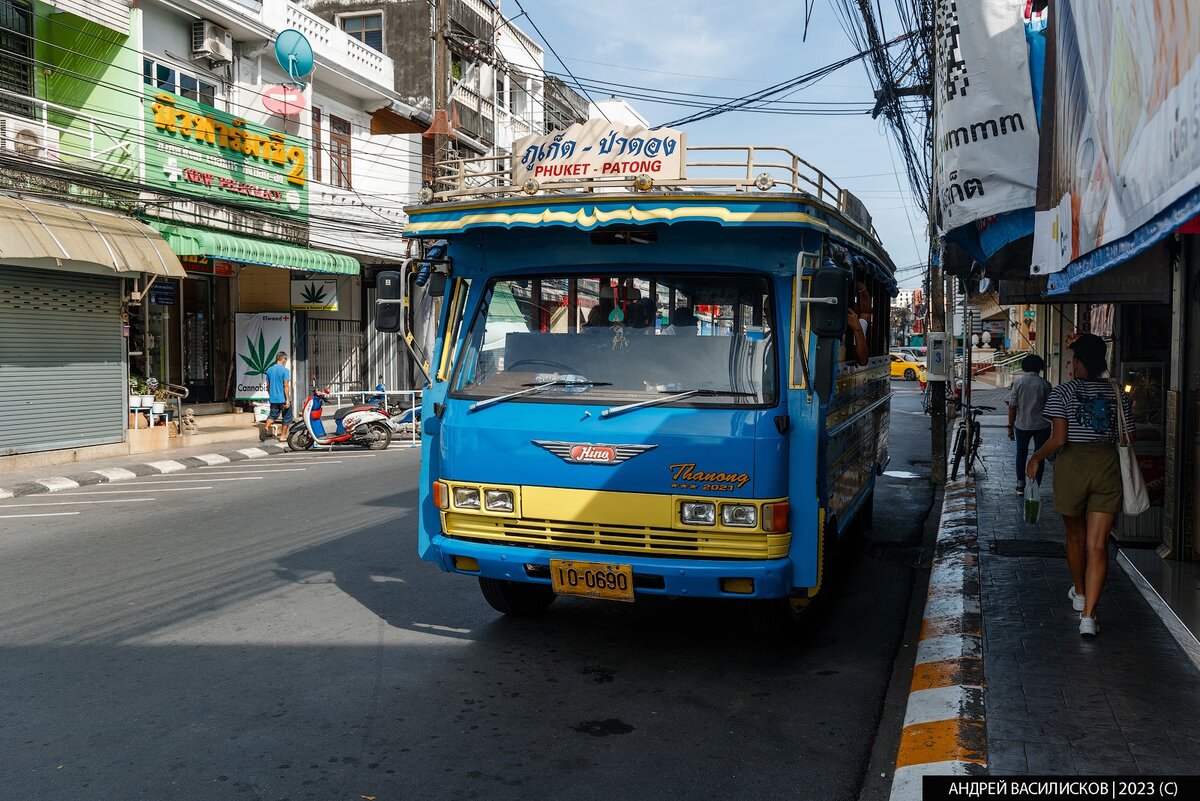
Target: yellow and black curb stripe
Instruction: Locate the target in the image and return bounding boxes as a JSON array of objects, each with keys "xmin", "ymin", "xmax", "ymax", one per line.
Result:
[{"xmin": 889, "ymin": 477, "xmax": 987, "ymax": 800}]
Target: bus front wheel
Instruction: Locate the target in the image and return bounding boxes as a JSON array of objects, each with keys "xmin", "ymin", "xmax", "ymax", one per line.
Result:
[
  {"xmin": 479, "ymin": 577, "xmax": 556, "ymax": 616},
  {"xmin": 750, "ymin": 520, "xmax": 837, "ymax": 641}
]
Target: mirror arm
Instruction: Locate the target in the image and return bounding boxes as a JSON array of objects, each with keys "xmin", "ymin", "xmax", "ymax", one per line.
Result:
[{"xmin": 375, "ymin": 259, "xmax": 432, "ymax": 384}]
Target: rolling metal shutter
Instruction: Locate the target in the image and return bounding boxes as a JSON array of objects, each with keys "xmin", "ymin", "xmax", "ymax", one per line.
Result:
[{"xmin": 0, "ymin": 266, "xmax": 125, "ymax": 455}]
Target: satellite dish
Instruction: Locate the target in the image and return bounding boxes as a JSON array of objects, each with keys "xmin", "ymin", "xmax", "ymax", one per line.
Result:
[{"xmin": 274, "ymin": 29, "xmax": 314, "ymax": 87}]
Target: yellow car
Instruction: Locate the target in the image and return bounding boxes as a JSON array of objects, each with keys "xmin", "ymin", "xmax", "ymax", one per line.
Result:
[{"xmin": 890, "ymin": 352, "xmax": 923, "ymax": 380}]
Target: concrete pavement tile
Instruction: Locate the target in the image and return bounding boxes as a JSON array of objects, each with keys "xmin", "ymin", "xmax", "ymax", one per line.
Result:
[
  {"xmin": 987, "ymin": 716, "xmax": 1071, "ymax": 745},
  {"xmin": 1122, "ymin": 731, "xmax": 1180, "ymax": 759},
  {"xmin": 1131, "ymin": 754, "xmax": 1194, "ymax": 774},
  {"xmin": 986, "ymin": 739, "xmax": 1028, "ymax": 773},
  {"xmin": 1072, "ymin": 756, "xmax": 1139, "ymax": 775},
  {"xmin": 1024, "ymin": 742, "xmax": 1077, "ymax": 773}
]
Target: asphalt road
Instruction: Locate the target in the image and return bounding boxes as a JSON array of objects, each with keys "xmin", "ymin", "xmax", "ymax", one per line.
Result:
[{"xmin": 1, "ymin": 384, "xmax": 933, "ymax": 801}]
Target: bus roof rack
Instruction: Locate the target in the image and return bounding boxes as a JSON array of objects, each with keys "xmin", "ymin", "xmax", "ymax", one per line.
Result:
[{"xmin": 425, "ymin": 145, "xmax": 879, "ymax": 241}]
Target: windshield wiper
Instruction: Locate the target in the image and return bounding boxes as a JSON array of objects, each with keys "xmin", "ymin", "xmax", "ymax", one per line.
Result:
[
  {"xmin": 468, "ymin": 380, "xmax": 611, "ymax": 413},
  {"xmin": 600, "ymin": 389, "xmax": 756, "ymax": 419}
]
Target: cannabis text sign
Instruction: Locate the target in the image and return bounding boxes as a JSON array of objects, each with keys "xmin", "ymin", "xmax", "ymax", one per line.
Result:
[
  {"xmin": 234, "ymin": 313, "xmax": 292, "ymax": 401},
  {"xmin": 291, "ymin": 278, "xmax": 338, "ymax": 311}
]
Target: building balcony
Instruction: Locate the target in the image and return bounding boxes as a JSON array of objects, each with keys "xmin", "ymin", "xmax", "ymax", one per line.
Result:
[
  {"xmin": 260, "ymin": 1, "xmax": 395, "ymax": 98},
  {"xmin": 0, "ymin": 88, "xmax": 138, "ymax": 182}
]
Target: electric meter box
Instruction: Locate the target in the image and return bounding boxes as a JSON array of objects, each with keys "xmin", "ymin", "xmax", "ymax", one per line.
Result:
[{"xmin": 926, "ymin": 332, "xmax": 952, "ymax": 382}]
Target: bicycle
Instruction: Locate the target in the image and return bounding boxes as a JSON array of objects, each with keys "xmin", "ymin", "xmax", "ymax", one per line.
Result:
[{"xmin": 950, "ymin": 404, "xmax": 996, "ymax": 480}]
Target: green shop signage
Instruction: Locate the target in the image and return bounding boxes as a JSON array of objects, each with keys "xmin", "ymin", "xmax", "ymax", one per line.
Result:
[{"xmin": 145, "ymin": 87, "xmax": 308, "ymax": 219}]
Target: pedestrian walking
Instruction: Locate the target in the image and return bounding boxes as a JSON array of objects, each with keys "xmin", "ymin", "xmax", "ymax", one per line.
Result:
[
  {"xmin": 1025, "ymin": 334, "xmax": 1134, "ymax": 637},
  {"xmin": 1008, "ymin": 353, "xmax": 1052, "ymax": 495},
  {"xmin": 262, "ymin": 352, "xmax": 293, "ymax": 443}
]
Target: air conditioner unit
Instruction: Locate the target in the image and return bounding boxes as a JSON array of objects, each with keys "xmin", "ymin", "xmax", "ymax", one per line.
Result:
[
  {"xmin": 0, "ymin": 112, "xmax": 59, "ymax": 162},
  {"xmin": 191, "ymin": 20, "xmax": 234, "ymax": 64}
]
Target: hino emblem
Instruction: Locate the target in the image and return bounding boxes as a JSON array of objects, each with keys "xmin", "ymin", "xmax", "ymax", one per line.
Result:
[{"xmin": 532, "ymin": 441, "xmax": 657, "ymax": 465}]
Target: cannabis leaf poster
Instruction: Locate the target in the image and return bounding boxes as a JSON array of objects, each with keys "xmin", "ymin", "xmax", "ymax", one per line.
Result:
[
  {"xmin": 234, "ymin": 313, "xmax": 292, "ymax": 401},
  {"xmin": 290, "ymin": 278, "xmax": 338, "ymax": 311}
]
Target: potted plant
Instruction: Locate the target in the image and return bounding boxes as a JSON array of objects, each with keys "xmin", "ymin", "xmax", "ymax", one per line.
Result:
[
  {"xmin": 152, "ymin": 388, "xmax": 168, "ymax": 415},
  {"xmin": 129, "ymin": 377, "xmax": 141, "ymax": 409}
]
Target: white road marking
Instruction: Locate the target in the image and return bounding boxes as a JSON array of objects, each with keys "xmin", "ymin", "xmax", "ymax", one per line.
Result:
[
  {"xmin": 95, "ymin": 478, "xmax": 264, "ymax": 485},
  {"xmin": 280, "ymin": 453, "xmax": 376, "ymax": 459},
  {"xmin": 47, "ymin": 487, "xmax": 215, "ymax": 495},
  {"xmin": 0, "ymin": 511, "xmax": 81, "ymax": 519},
  {"xmin": 884, "ymin": 471, "xmax": 924, "ymax": 479},
  {"xmin": 92, "ymin": 467, "xmax": 138, "ymax": 481},
  {"xmin": 0, "ymin": 499, "xmax": 155, "ymax": 508},
  {"xmin": 194, "ymin": 454, "xmax": 231, "ymax": 465},
  {"xmin": 146, "ymin": 460, "xmax": 188, "ymax": 473},
  {"xmin": 192, "ymin": 468, "xmax": 307, "ymax": 475},
  {"xmin": 35, "ymin": 477, "xmax": 80, "ymax": 492}
]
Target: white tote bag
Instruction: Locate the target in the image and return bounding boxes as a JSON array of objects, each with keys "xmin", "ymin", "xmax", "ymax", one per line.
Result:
[{"xmin": 1111, "ymin": 381, "xmax": 1150, "ymax": 516}]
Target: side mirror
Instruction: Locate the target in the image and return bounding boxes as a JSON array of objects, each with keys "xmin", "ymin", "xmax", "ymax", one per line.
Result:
[
  {"xmin": 426, "ymin": 272, "xmax": 447, "ymax": 298},
  {"xmin": 375, "ymin": 270, "xmax": 403, "ymax": 333},
  {"xmin": 810, "ymin": 265, "xmax": 852, "ymax": 338}
]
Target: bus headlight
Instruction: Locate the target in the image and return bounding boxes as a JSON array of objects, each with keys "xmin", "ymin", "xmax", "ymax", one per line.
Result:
[
  {"xmin": 720, "ymin": 504, "xmax": 758, "ymax": 527},
  {"xmin": 484, "ymin": 489, "xmax": 514, "ymax": 512},
  {"xmin": 681, "ymin": 501, "xmax": 716, "ymax": 526},
  {"xmin": 453, "ymin": 487, "xmax": 481, "ymax": 509}
]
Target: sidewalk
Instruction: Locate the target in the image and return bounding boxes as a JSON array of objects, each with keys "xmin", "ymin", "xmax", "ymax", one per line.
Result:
[
  {"xmin": 972, "ymin": 404, "xmax": 1200, "ymax": 775},
  {"xmin": 0, "ymin": 434, "xmax": 289, "ymax": 499}
]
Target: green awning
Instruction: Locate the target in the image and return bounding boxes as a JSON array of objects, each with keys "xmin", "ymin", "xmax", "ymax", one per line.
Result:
[{"xmin": 149, "ymin": 223, "xmax": 360, "ymax": 275}]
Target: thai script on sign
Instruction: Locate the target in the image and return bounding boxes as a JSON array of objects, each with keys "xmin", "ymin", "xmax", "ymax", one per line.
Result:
[
  {"xmin": 151, "ymin": 93, "xmax": 307, "ymax": 187},
  {"xmin": 511, "ymin": 119, "xmax": 686, "ymax": 185}
]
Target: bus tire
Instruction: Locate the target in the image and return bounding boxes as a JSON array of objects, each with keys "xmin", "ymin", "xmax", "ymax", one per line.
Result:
[
  {"xmin": 749, "ymin": 520, "xmax": 836, "ymax": 641},
  {"xmin": 478, "ymin": 578, "xmax": 556, "ymax": 616}
]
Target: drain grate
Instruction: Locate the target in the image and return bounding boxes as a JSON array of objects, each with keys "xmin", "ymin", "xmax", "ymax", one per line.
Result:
[{"xmin": 990, "ymin": 539, "xmax": 1065, "ymax": 558}]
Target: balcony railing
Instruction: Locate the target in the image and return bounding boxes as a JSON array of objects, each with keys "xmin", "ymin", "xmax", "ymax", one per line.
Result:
[
  {"xmin": 259, "ymin": 1, "xmax": 393, "ymax": 91},
  {"xmin": 0, "ymin": 88, "xmax": 138, "ymax": 181}
]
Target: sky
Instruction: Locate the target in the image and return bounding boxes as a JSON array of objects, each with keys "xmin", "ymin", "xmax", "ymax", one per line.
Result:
[{"xmin": 508, "ymin": 0, "xmax": 929, "ymax": 288}]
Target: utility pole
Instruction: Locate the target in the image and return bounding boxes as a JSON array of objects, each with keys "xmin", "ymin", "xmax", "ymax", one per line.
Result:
[
  {"xmin": 432, "ymin": 0, "xmax": 452, "ymax": 180},
  {"xmin": 927, "ymin": 1, "xmax": 947, "ymax": 484}
]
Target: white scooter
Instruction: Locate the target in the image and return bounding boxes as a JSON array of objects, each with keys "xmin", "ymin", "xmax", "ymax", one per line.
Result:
[{"xmin": 287, "ymin": 380, "xmax": 393, "ymax": 451}]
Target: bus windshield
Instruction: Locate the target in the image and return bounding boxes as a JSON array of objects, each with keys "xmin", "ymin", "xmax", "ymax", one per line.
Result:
[{"xmin": 451, "ymin": 274, "xmax": 776, "ymax": 408}]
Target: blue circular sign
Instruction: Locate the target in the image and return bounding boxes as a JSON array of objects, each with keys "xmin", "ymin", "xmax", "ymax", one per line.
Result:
[{"xmin": 274, "ymin": 29, "xmax": 314, "ymax": 83}]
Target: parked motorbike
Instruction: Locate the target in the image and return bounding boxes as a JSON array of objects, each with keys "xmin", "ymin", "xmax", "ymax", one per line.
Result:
[{"xmin": 288, "ymin": 379, "xmax": 393, "ymax": 451}]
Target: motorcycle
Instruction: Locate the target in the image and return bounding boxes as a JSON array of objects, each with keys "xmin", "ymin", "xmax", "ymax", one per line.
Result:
[{"xmin": 287, "ymin": 379, "xmax": 394, "ymax": 451}]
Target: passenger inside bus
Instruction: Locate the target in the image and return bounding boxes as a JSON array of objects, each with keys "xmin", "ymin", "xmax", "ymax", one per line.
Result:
[
  {"xmin": 663, "ymin": 307, "xmax": 698, "ymax": 335},
  {"xmin": 845, "ymin": 275, "xmax": 872, "ymax": 366}
]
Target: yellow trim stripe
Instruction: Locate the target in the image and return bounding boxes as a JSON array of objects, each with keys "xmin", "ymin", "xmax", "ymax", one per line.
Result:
[{"xmin": 406, "ymin": 205, "xmax": 826, "ymax": 234}]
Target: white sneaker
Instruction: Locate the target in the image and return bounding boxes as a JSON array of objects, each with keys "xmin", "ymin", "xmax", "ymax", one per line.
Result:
[
  {"xmin": 1068, "ymin": 586, "xmax": 1085, "ymax": 612},
  {"xmin": 1079, "ymin": 616, "xmax": 1099, "ymax": 636}
]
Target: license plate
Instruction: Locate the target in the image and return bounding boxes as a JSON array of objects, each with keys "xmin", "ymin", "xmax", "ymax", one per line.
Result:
[{"xmin": 549, "ymin": 559, "xmax": 634, "ymax": 602}]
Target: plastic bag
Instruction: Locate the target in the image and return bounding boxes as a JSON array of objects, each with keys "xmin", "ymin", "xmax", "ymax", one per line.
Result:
[{"xmin": 1023, "ymin": 481, "xmax": 1042, "ymax": 525}]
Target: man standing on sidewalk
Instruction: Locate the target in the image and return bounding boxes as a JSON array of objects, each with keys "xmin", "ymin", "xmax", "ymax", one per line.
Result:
[
  {"xmin": 1008, "ymin": 353, "xmax": 1051, "ymax": 494},
  {"xmin": 262, "ymin": 352, "xmax": 293, "ymax": 443}
]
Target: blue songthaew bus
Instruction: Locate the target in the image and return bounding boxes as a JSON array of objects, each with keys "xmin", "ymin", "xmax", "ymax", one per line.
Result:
[{"xmin": 377, "ymin": 125, "xmax": 896, "ymax": 631}]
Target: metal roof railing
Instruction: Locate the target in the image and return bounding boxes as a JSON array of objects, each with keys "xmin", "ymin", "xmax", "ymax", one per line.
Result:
[{"xmin": 427, "ymin": 144, "xmax": 879, "ymax": 241}]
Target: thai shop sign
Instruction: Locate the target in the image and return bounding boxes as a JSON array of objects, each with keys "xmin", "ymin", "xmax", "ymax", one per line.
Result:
[
  {"xmin": 234, "ymin": 313, "xmax": 292, "ymax": 401},
  {"xmin": 512, "ymin": 119, "xmax": 686, "ymax": 185},
  {"xmin": 934, "ymin": 0, "xmax": 1040, "ymax": 231},
  {"xmin": 1032, "ymin": 0, "xmax": 1200, "ymax": 277},
  {"xmin": 144, "ymin": 87, "xmax": 308, "ymax": 219},
  {"xmin": 291, "ymin": 278, "xmax": 338, "ymax": 311}
]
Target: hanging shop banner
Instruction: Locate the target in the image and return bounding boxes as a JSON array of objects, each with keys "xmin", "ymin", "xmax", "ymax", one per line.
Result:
[
  {"xmin": 144, "ymin": 87, "xmax": 308, "ymax": 220},
  {"xmin": 1033, "ymin": 0, "xmax": 1200, "ymax": 277},
  {"xmin": 291, "ymin": 278, "xmax": 338, "ymax": 312},
  {"xmin": 234, "ymin": 312, "xmax": 292, "ymax": 401},
  {"xmin": 934, "ymin": 0, "xmax": 1041, "ymax": 231},
  {"xmin": 511, "ymin": 118, "xmax": 686, "ymax": 186}
]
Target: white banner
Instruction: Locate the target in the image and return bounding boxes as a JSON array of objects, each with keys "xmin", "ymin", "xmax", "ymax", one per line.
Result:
[
  {"xmin": 291, "ymin": 278, "xmax": 338, "ymax": 311},
  {"xmin": 234, "ymin": 312, "xmax": 292, "ymax": 401},
  {"xmin": 935, "ymin": 0, "xmax": 1040, "ymax": 231},
  {"xmin": 512, "ymin": 119, "xmax": 686, "ymax": 186}
]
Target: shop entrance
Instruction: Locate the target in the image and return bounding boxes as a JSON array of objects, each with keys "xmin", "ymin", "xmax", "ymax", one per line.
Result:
[{"xmin": 181, "ymin": 272, "xmax": 232, "ymax": 403}]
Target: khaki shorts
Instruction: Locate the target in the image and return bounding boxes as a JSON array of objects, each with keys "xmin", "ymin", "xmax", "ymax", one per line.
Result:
[{"xmin": 1053, "ymin": 442, "xmax": 1122, "ymax": 516}]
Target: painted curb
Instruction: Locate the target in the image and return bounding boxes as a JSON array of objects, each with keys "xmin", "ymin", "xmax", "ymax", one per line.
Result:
[
  {"xmin": 0, "ymin": 442, "xmax": 289, "ymax": 499},
  {"xmin": 889, "ymin": 477, "xmax": 987, "ymax": 801}
]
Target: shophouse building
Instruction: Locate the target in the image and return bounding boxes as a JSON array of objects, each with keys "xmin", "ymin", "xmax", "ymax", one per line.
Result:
[{"xmin": 1, "ymin": 0, "xmax": 423, "ymax": 458}]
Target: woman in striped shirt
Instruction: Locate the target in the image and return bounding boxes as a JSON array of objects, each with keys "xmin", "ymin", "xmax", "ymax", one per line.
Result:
[{"xmin": 1026, "ymin": 334, "xmax": 1134, "ymax": 637}]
